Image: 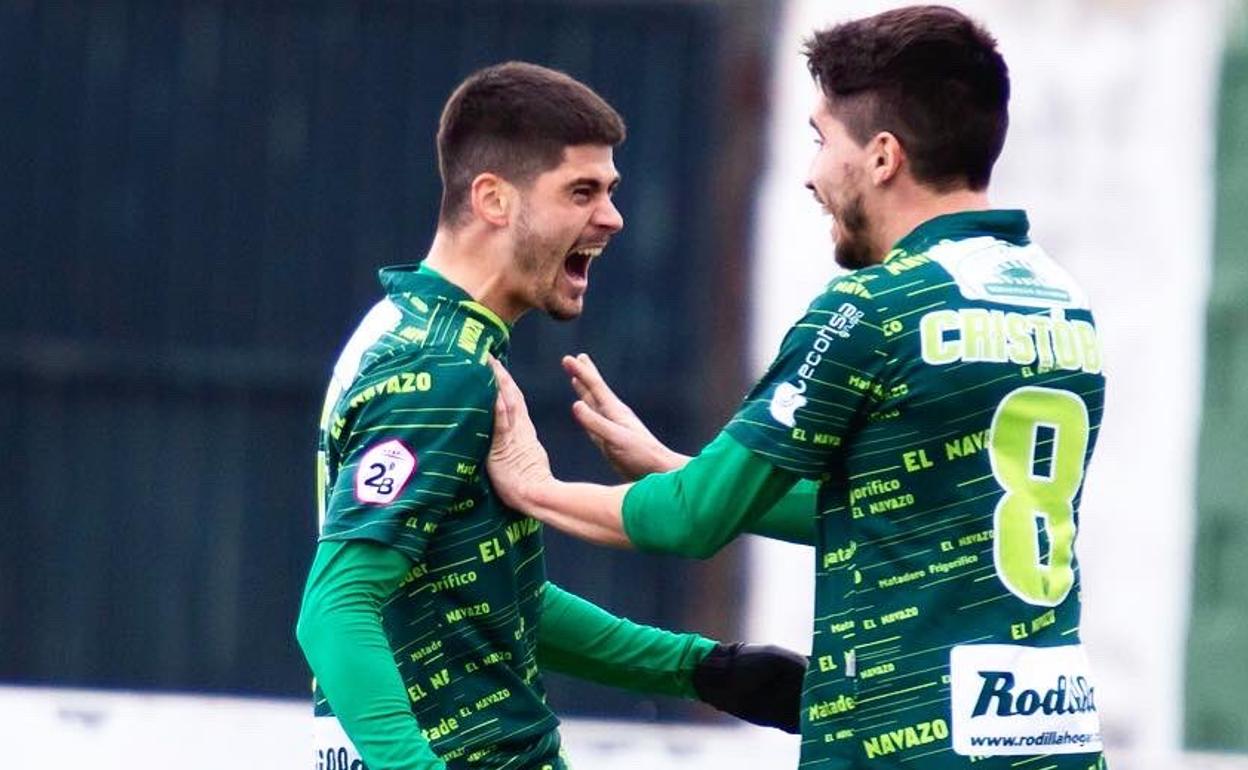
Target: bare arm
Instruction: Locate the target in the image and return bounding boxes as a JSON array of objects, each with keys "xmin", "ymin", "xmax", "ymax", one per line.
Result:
[
  {"xmin": 487, "ymin": 357, "xmax": 632, "ymax": 547},
  {"xmin": 561, "ymin": 353, "xmax": 817, "ymax": 547},
  {"xmin": 487, "ymin": 359, "xmax": 813, "ymax": 553}
]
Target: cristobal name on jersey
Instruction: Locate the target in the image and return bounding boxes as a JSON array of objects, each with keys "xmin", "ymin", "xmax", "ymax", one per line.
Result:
[{"xmin": 919, "ymin": 307, "xmax": 1102, "ymax": 374}]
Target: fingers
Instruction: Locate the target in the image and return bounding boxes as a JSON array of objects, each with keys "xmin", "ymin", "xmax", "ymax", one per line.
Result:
[
  {"xmin": 568, "ymin": 374, "xmax": 592, "ymax": 404},
  {"xmin": 562, "ymin": 356, "xmax": 599, "ymax": 408},
  {"xmin": 489, "ymin": 355, "xmax": 534, "ymax": 437},
  {"xmin": 489, "ymin": 355, "xmax": 517, "ymax": 397},
  {"xmin": 562, "ymin": 353, "xmax": 628, "ymax": 419},
  {"xmin": 493, "ymin": 386, "xmax": 509, "ymax": 432},
  {"xmin": 571, "ymin": 399, "xmax": 631, "ymax": 445},
  {"xmin": 488, "ymin": 358, "xmax": 513, "ymax": 432},
  {"xmin": 561, "ymin": 354, "xmax": 601, "ymax": 398},
  {"xmin": 491, "ymin": 356, "xmax": 530, "ymax": 410}
]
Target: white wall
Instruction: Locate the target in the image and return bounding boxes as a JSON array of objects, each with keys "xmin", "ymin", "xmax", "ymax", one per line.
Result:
[
  {"xmin": 747, "ymin": 1, "xmax": 1225, "ymax": 765},
  {"xmin": 0, "ymin": 686, "xmax": 798, "ymax": 770},
  {"xmin": 5, "ymin": 685, "xmax": 1245, "ymax": 769}
]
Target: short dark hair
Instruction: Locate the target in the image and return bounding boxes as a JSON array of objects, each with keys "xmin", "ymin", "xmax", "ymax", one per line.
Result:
[
  {"xmin": 436, "ymin": 61, "xmax": 626, "ymax": 225},
  {"xmin": 804, "ymin": 5, "xmax": 1009, "ymax": 191}
]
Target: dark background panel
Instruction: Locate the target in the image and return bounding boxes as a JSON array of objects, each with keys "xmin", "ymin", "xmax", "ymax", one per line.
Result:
[{"xmin": 0, "ymin": 0, "xmax": 775, "ymax": 721}]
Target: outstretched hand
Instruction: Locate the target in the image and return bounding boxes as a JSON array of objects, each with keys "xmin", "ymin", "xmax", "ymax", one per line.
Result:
[
  {"xmin": 562, "ymin": 353, "xmax": 688, "ymax": 480},
  {"xmin": 692, "ymin": 642, "xmax": 808, "ymax": 734},
  {"xmin": 487, "ymin": 358, "xmax": 554, "ymax": 511}
]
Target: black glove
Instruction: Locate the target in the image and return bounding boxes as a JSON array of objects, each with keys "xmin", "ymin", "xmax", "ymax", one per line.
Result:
[{"xmin": 691, "ymin": 642, "xmax": 807, "ymax": 734}]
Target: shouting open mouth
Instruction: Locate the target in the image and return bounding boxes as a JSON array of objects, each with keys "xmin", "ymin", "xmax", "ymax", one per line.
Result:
[{"xmin": 563, "ymin": 244, "xmax": 605, "ymax": 286}]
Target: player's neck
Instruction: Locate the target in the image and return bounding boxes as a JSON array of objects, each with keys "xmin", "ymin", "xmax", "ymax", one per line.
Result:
[
  {"xmin": 423, "ymin": 228, "xmax": 525, "ymax": 323},
  {"xmin": 874, "ymin": 187, "xmax": 992, "ymax": 261}
]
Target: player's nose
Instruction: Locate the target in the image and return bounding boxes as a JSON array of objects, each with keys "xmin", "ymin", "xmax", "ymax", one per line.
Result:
[{"xmin": 593, "ymin": 197, "xmax": 624, "ymax": 233}]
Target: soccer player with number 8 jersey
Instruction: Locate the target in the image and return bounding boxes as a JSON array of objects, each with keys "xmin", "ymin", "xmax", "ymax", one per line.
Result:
[{"xmin": 486, "ymin": 7, "xmax": 1110, "ymax": 769}]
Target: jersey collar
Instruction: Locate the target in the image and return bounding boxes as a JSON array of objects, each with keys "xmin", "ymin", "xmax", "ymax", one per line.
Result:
[
  {"xmin": 378, "ymin": 262, "xmax": 512, "ymax": 344},
  {"xmin": 887, "ymin": 209, "xmax": 1030, "ymax": 261}
]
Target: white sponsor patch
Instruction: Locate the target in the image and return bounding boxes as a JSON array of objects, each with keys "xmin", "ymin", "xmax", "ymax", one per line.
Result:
[
  {"xmin": 950, "ymin": 643, "xmax": 1102, "ymax": 756},
  {"xmin": 354, "ymin": 439, "xmax": 417, "ymax": 505},
  {"xmin": 313, "ymin": 716, "xmax": 364, "ymax": 770},
  {"xmin": 927, "ymin": 238, "xmax": 1090, "ymax": 310},
  {"xmin": 768, "ymin": 381, "xmax": 807, "ymax": 428}
]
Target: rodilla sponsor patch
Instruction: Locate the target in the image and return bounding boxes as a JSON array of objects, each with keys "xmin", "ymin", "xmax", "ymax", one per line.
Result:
[{"xmin": 950, "ymin": 643, "xmax": 1102, "ymax": 756}]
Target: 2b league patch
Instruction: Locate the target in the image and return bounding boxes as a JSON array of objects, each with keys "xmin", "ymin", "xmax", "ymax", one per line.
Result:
[{"xmin": 354, "ymin": 439, "xmax": 417, "ymax": 504}]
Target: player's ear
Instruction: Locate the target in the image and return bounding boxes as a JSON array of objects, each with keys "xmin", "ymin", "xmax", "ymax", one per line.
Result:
[
  {"xmin": 470, "ymin": 173, "xmax": 515, "ymax": 227},
  {"xmin": 869, "ymin": 131, "xmax": 905, "ymax": 186}
]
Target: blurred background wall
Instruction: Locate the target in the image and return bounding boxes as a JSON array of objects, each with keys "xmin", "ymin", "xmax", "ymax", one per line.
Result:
[
  {"xmin": 1, "ymin": 0, "xmax": 1246, "ymax": 767},
  {"xmin": 1187, "ymin": 0, "xmax": 1248, "ymax": 749},
  {"xmin": 0, "ymin": 0, "xmax": 774, "ymax": 721}
]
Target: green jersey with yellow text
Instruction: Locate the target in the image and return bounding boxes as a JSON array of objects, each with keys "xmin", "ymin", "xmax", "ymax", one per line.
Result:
[
  {"xmin": 727, "ymin": 211, "xmax": 1108, "ymax": 769},
  {"xmin": 315, "ymin": 264, "xmax": 560, "ymax": 769}
]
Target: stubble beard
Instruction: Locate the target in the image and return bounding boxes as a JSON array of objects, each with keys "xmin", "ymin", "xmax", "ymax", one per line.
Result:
[
  {"xmin": 514, "ymin": 205, "xmax": 581, "ymax": 322},
  {"xmin": 833, "ymin": 192, "xmax": 877, "ymax": 271}
]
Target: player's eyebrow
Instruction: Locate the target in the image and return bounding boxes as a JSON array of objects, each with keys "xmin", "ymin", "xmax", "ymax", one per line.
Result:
[
  {"xmin": 808, "ymin": 117, "xmax": 823, "ymax": 137},
  {"xmin": 567, "ymin": 175, "xmax": 622, "ymax": 194}
]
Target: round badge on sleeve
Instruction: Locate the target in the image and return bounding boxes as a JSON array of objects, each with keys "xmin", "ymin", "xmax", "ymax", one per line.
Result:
[{"xmin": 354, "ymin": 439, "xmax": 417, "ymax": 505}]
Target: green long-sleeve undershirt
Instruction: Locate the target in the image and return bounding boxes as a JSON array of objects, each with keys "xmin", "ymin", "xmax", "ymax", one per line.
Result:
[
  {"xmin": 536, "ymin": 582, "xmax": 714, "ymax": 697},
  {"xmin": 297, "ymin": 540, "xmax": 443, "ymax": 770},
  {"xmin": 296, "ymin": 541, "xmax": 718, "ymax": 770},
  {"xmin": 624, "ymin": 430, "xmax": 818, "ymax": 557}
]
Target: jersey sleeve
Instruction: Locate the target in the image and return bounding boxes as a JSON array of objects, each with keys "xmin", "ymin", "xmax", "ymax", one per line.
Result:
[
  {"xmin": 296, "ymin": 540, "xmax": 447, "ymax": 770},
  {"xmin": 622, "ymin": 430, "xmax": 801, "ymax": 558},
  {"xmin": 725, "ymin": 292, "xmax": 888, "ymax": 478},
  {"xmin": 535, "ymin": 581, "xmax": 714, "ymax": 699},
  {"xmin": 746, "ymin": 478, "xmax": 819, "ymax": 545},
  {"xmin": 321, "ymin": 358, "xmax": 495, "ymax": 561}
]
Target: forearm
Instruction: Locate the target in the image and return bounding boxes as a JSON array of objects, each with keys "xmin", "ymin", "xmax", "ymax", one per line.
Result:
[
  {"xmin": 536, "ymin": 582, "xmax": 714, "ymax": 698},
  {"xmin": 521, "ymin": 481, "xmax": 633, "ymax": 547},
  {"xmin": 296, "ymin": 541, "xmax": 445, "ymax": 770},
  {"xmin": 622, "ymin": 431, "xmax": 801, "ymax": 559}
]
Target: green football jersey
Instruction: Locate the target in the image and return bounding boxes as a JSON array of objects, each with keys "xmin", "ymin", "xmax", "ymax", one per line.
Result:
[
  {"xmin": 727, "ymin": 211, "xmax": 1108, "ymax": 769},
  {"xmin": 314, "ymin": 264, "xmax": 561, "ymax": 769}
]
